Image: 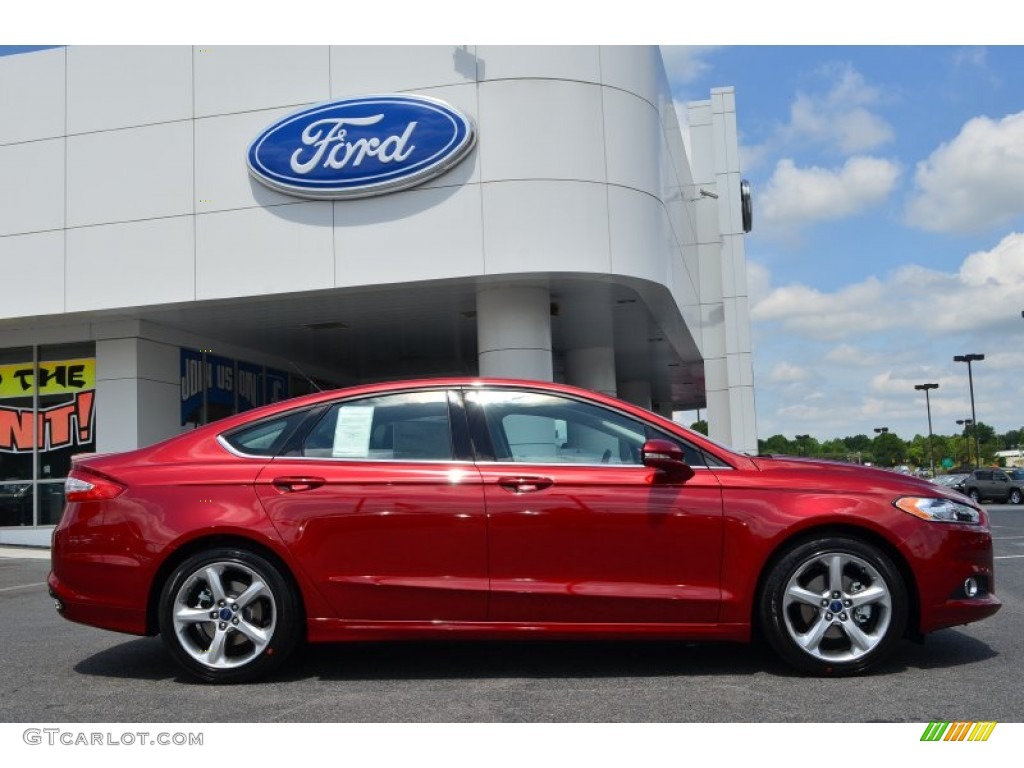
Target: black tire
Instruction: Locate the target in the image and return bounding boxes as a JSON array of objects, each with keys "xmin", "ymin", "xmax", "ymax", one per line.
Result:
[
  {"xmin": 968, "ymin": 488, "xmax": 981, "ymax": 503},
  {"xmin": 1009, "ymin": 488, "xmax": 1022, "ymax": 505},
  {"xmin": 759, "ymin": 536, "xmax": 907, "ymax": 676},
  {"xmin": 158, "ymin": 547, "xmax": 301, "ymax": 683}
]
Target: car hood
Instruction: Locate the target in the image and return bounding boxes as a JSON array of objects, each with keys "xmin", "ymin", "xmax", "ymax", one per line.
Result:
[{"xmin": 750, "ymin": 455, "xmax": 969, "ymax": 501}]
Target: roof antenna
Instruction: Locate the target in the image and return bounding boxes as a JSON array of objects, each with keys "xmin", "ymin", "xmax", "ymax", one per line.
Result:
[{"xmin": 289, "ymin": 361, "xmax": 323, "ymax": 392}]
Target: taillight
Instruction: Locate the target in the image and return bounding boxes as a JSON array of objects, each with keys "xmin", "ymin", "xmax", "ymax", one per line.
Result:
[{"xmin": 65, "ymin": 470, "xmax": 125, "ymax": 502}]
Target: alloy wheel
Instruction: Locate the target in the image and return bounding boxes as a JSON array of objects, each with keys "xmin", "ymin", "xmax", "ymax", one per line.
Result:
[
  {"xmin": 170, "ymin": 560, "xmax": 278, "ymax": 670},
  {"xmin": 781, "ymin": 551, "xmax": 893, "ymax": 665}
]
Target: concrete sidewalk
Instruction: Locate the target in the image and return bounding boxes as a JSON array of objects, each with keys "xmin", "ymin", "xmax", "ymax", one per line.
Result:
[{"xmin": 0, "ymin": 546, "xmax": 51, "ymax": 560}]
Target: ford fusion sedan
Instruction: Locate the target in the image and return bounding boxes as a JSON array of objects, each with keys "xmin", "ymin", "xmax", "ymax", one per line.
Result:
[{"xmin": 49, "ymin": 378, "xmax": 1000, "ymax": 683}]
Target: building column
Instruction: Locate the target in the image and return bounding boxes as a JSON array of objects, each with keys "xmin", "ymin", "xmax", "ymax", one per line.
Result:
[
  {"xmin": 95, "ymin": 337, "xmax": 181, "ymax": 453},
  {"xmin": 565, "ymin": 346, "xmax": 616, "ymax": 397},
  {"xmin": 476, "ymin": 285, "xmax": 553, "ymax": 381},
  {"xmin": 618, "ymin": 379, "xmax": 652, "ymax": 411}
]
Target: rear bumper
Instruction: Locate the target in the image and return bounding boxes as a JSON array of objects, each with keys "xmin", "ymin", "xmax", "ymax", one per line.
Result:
[{"xmin": 48, "ymin": 570, "xmax": 149, "ymax": 636}]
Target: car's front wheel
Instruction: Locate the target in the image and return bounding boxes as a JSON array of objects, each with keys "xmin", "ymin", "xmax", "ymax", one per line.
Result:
[
  {"xmin": 968, "ymin": 488, "xmax": 981, "ymax": 503},
  {"xmin": 759, "ymin": 536, "xmax": 908, "ymax": 676},
  {"xmin": 1009, "ymin": 488, "xmax": 1022, "ymax": 505},
  {"xmin": 158, "ymin": 548, "xmax": 301, "ymax": 683}
]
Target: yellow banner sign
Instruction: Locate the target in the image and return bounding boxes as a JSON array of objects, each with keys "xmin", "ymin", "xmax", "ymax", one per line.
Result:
[{"xmin": 0, "ymin": 358, "xmax": 96, "ymax": 399}]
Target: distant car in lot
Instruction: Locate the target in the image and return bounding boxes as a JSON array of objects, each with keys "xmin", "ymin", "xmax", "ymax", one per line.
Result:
[
  {"xmin": 961, "ymin": 468, "xmax": 1024, "ymax": 505},
  {"xmin": 932, "ymin": 473, "xmax": 969, "ymax": 493},
  {"xmin": 49, "ymin": 378, "xmax": 1001, "ymax": 683}
]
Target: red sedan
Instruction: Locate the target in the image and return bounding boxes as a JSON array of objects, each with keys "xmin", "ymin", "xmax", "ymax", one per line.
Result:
[{"xmin": 49, "ymin": 378, "xmax": 1000, "ymax": 682}]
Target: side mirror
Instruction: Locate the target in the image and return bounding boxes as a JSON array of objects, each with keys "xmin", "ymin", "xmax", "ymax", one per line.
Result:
[{"xmin": 641, "ymin": 439, "xmax": 690, "ymax": 476}]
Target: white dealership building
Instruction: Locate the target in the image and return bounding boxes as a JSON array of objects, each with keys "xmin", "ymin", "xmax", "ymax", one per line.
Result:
[{"xmin": 0, "ymin": 45, "xmax": 757, "ymax": 544}]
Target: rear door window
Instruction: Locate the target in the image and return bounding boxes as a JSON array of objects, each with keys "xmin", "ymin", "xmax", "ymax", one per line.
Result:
[{"xmin": 302, "ymin": 391, "xmax": 453, "ymax": 461}]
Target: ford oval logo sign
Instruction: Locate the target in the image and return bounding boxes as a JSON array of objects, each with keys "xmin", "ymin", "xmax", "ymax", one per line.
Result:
[{"xmin": 247, "ymin": 94, "xmax": 476, "ymax": 200}]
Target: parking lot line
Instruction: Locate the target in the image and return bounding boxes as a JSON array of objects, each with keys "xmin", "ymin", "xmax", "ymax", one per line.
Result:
[{"xmin": 0, "ymin": 582, "xmax": 47, "ymax": 593}]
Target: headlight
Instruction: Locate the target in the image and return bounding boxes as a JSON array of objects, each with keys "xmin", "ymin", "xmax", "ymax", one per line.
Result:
[{"xmin": 894, "ymin": 496, "xmax": 980, "ymax": 524}]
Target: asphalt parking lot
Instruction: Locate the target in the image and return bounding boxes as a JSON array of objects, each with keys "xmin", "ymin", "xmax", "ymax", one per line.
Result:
[{"xmin": 1, "ymin": 505, "xmax": 1021, "ymax": 723}]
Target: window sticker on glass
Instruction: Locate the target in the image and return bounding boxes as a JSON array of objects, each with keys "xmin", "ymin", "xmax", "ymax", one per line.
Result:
[{"xmin": 332, "ymin": 406, "xmax": 375, "ymax": 457}]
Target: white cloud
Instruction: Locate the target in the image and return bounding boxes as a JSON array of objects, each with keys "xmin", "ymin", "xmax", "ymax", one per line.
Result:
[
  {"xmin": 750, "ymin": 233, "xmax": 1024, "ymax": 439},
  {"xmin": 752, "ymin": 232, "xmax": 1024, "ymax": 341},
  {"xmin": 905, "ymin": 111, "xmax": 1024, "ymax": 233},
  {"xmin": 759, "ymin": 156, "xmax": 901, "ymax": 238},
  {"xmin": 767, "ymin": 361, "xmax": 809, "ymax": 383},
  {"xmin": 787, "ymin": 64, "xmax": 894, "ymax": 154},
  {"xmin": 824, "ymin": 344, "xmax": 880, "ymax": 367}
]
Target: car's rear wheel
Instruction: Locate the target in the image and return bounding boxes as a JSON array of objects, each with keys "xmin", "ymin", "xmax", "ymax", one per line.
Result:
[
  {"xmin": 158, "ymin": 548, "xmax": 301, "ymax": 683},
  {"xmin": 1009, "ymin": 488, "xmax": 1022, "ymax": 505},
  {"xmin": 759, "ymin": 536, "xmax": 907, "ymax": 676}
]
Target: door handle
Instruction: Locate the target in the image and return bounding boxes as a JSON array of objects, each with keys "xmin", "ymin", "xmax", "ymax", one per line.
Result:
[
  {"xmin": 497, "ymin": 476, "xmax": 553, "ymax": 494},
  {"xmin": 272, "ymin": 476, "xmax": 326, "ymax": 493}
]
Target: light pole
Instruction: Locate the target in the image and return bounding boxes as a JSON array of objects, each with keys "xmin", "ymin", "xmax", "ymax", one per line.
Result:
[
  {"xmin": 914, "ymin": 383, "xmax": 939, "ymax": 477},
  {"xmin": 954, "ymin": 354, "xmax": 984, "ymax": 468},
  {"xmin": 957, "ymin": 418, "xmax": 974, "ymax": 468}
]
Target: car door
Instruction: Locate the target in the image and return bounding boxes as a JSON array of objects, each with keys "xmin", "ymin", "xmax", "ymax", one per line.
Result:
[
  {"xmin": 465, "ymin": 386, "xmax": 725, "ymax": 625},
  {"xmin": 255, "ymin": 388, "xmax": 488, "ymax": 621},
  {"xmin": 991, "ymin": 471, "xmax": 1011, "ymax": 502}
]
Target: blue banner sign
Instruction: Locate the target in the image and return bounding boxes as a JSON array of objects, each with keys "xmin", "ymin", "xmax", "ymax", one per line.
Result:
[{"xmin": 181, "ymin": 349, "xmax": 291, "ymax": 426}]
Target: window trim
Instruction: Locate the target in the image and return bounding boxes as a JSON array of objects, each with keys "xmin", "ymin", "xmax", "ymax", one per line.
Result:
[
  {"xmin": 219, "ymin": 386, "xmax": 469, "ymax": 464},
  {"xmin": 461, "ymin": 385, "xmax": 732, "ymax": 469}
]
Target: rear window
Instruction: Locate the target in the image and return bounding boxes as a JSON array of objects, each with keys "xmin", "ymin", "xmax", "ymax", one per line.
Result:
[{"xmin": 221, "ymin": 411, "xmax": 307, "ymax": 456}]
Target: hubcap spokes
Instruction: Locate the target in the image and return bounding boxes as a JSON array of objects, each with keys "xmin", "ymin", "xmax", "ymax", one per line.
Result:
[
  {"xmin": 782, "ymin": 553, "xmax": 892, "ymax": 663},
  {"xmin": 172, "ymin": 562, "xmax": 276, "ymax": 669}
]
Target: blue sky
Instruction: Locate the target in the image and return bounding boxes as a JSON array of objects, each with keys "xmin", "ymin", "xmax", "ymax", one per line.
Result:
[
  {"xmin": 4, "ymin": 5, "xmax": 1022, "ymax": 442},
  {"xmin": 664, "ymin": 45, "xmax": 1024, "ymax": 441}
]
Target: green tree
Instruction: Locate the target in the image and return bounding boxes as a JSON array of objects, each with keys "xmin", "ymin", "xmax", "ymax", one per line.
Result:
[
  {"xmin": 759, "ymin": 434, "xmax": 793, "ymax": 455},
  {"xmin": 872, "ymin": 432, "xmax": 906, "ymax": 467},
  {"xmin": 689, "ymin": 419, "xmax": 708, "ymax": 436},
  {"xmin": 820, "ymin": 438, "xmax": 849, "ymax": 461},
  {"xmin": 844, "ymin": 434, "xmax": 872, "ymax": 453}
]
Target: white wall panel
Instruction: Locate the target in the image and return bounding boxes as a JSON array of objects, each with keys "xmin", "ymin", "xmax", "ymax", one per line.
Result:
[
  {"xmin": 67, "ymin": 122, "xmax": 193, "ymax": 227},
  {"xmin": 195, "ymin": 107, "xmax": 297, "ymax": 214},
  {"xmin": 0, "ymin": 231, "xmax": 65, "ymax": 318},
  {"xmin": 686, "ymin": 106, "xmax": 715, "ymax": 184},
  {"xmin": 699, "ymin": 303, "xmax": 727, "ymax": 359},
  {"xmin": 477, "ymin": 46, "xmax": 600, "ymax": 84},
  {"xmin": 331, "ymin": 46, "xmax": 477, "ymax": 95},
  {"xmin": 599, "ymin": 45, "xmax": 659, "ymax": 104},
  {"xmin": 66, "ymin": 217, "xmax": 196, "ymax": 311},
  {"xmin": 698, "ymin": 241, "xmax": 723, "ymax": 299},
  {"xmin": 407, "ymin": 84, "xmax": 481, "ymax": 191},
  {"xmin": 477, "ymin": 80, "xmax": 606, "ymax": 184},
  {"xmin": 335, "ymin": 184, "xmax": 483, "ymax": 286},
  {"xmin": 195, "ymin": 204, "xmax": 333, "ymax": 300},
  {"xmin": 194, "ymin": 46, "xmax": 329, "ymax": 117},
  {"xmin": 67, "ymin": 46, "xmax": 192, "ymax": 133},
  {"xmin": 481, "ymin": 180, "xmax": 610, "ymax": 275},
  {"xmin": 93, "ymin": 377, "xmax": 138, "ymax": 453},
  {"xmin": 0, "ymin": 48, "xmax": 65, "ymax": 144},
  {"xmin": 608, "ymin": 186, "xmax": 667, "ymax": 284},
  {"xmin": 0, "ymin": 139, "xmax": 64, "ymax": 236},
  {"xmin": 603, "ymin": 88, "xmax": 660, "ymax": 196},
  {"xmin": 138, "ymin": 378, "xmax": 182, "ymax": 447}
]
